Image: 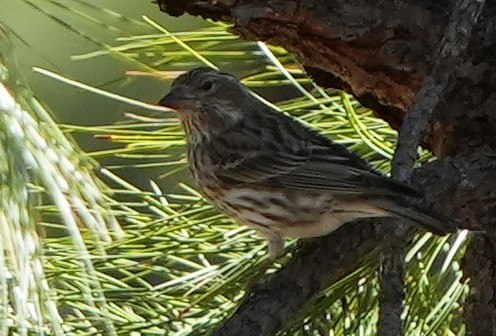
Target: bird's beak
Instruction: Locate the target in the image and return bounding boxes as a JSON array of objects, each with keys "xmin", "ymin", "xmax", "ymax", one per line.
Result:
[{"xmin": 158, "ymin": 86, "xmax": 193, "ymax": 110}]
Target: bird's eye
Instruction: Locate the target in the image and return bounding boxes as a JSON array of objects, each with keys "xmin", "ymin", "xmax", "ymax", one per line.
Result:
[{"xmin": 200, "ymin": 81, "xmax": 214, "ymax": 92}]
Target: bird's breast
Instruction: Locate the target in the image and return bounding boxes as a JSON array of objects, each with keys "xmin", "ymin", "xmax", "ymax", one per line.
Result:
[
  {"xmin": 213, "ymin": 186, "xmax": 334, "ymax": 232},
  {"xmin": 186, "ymin": 146, "xmax": 364, "ymax": 238},
  {"xmin": 187, "ymin": 146, "xmax": 225, "ymax": 204}
]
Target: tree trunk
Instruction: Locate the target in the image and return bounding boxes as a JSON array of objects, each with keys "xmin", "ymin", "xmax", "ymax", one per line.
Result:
[{"xmin": 156, "ymin": 1, "xmax": 496, "ymax": 335}]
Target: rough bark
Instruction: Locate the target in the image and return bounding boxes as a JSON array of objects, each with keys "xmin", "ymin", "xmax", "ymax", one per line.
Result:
[{"xmin": 155, "ymin": 1, "xmax": 496, "ymax": 335}]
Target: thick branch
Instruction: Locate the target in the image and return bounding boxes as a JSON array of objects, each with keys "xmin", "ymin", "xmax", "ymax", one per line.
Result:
[{"xmin": 212, "ymin": 220, "xmax": 383, "ymax": 336}]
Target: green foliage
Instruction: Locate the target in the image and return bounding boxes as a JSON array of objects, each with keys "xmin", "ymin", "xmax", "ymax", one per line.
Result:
[{"xmin": 1, "ymin": 1, "xmax": 469, "ymax": 335}]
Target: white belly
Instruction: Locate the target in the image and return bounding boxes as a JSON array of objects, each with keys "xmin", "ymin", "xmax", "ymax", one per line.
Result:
[
  {"xmin": 274, "ymin": 199, "xmax": 390, "ymax": 238},
  {"xmin": 215, "ymin": 187, "xmax": 389, "ymax": 239},
  {"xmin": 278, "ymin": 213, "xmax": 347, "ymax": 238}
]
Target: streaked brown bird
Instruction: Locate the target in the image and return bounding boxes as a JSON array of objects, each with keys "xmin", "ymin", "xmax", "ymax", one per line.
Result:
[{"xmin": 158, "ymin": 67, "xmax": 454, "ymax": 260}]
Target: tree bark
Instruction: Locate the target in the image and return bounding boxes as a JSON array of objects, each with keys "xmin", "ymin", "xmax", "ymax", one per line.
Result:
[{"xmin": 156, "ymin": 1, "xmax": 496, "ymax": 335}]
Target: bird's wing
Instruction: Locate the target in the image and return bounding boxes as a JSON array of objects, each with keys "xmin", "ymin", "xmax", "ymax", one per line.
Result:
[
  {"xmin": 213, "ymin": 147, "xmax": 310, "ymax": 184},
  {"xmin": 273, "ymin": 146, "xmax": 419, "ymax": 197},
  {"xmin": 213, "ymin": 142, "xmax": 419, "ymax": 198}
]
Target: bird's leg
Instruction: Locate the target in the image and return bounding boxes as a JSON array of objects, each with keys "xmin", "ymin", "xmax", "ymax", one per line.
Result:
[
  {"xmin": 246, "ymin": 229, "xmax": 284, "ymax": 289},
  {"xmin": 264, "ymin": 230, "xmax": 285, "ymax": 262}
]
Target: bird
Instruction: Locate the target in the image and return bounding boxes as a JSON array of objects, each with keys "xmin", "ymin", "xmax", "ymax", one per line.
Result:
[{"xmin": 158, "ymin": 67, "xmax": 455, "ymax": 260}]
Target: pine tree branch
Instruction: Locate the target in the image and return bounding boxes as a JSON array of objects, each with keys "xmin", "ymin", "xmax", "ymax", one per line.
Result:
[
  {"xmin": 211, "ymin": 220, "xmax": 385, "ymax": 336},
  {"xmin": 380, "ymin": 1, "xmax": 486, "ymax": 336}
]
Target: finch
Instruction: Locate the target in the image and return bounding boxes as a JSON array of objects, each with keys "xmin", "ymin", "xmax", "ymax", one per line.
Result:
[{"xmin": 158, "ymin": 67, "xmax": 454, "ymax": 260}]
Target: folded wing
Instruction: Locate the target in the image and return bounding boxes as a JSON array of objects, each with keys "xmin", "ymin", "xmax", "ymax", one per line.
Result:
[{"xmin": 213, "ymin": 140, "xmax": 419, "ymax": 198}]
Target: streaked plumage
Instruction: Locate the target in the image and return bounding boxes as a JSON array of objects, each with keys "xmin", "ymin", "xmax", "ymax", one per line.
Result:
[{"xmin": 159, "ymin": 67, "xmax": 454, "ymax": 259}]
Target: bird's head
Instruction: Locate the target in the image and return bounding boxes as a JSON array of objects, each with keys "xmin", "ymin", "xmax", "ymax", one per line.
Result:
[{"xmin": 158, "ymin": 67, "xmax": 252, "ymax": 140}]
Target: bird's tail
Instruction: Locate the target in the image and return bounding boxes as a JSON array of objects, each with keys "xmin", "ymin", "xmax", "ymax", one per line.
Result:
[{"xmin": 371, "ymin": 198, "xmax": 457, "ymax": 235}]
